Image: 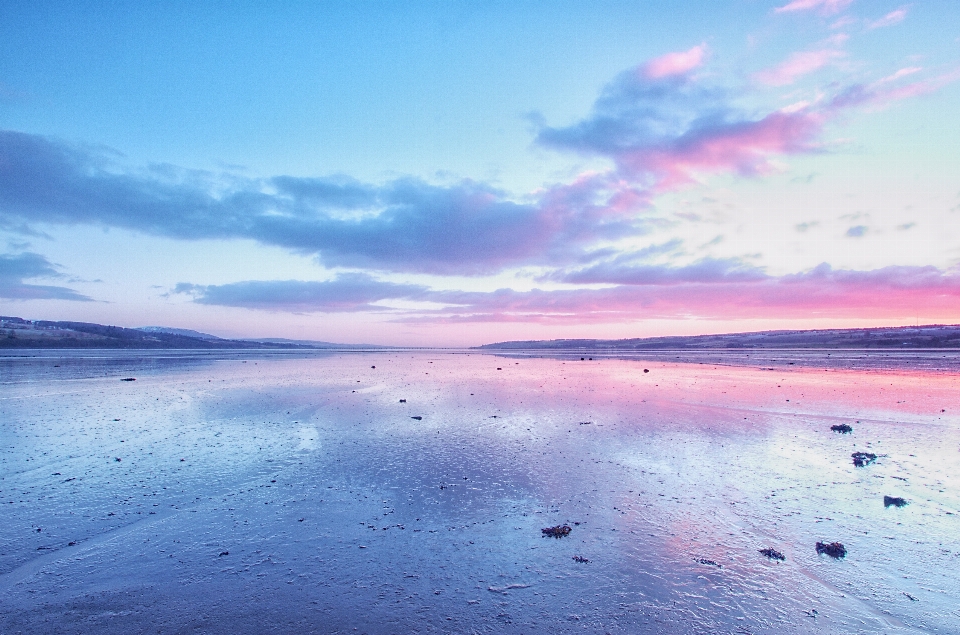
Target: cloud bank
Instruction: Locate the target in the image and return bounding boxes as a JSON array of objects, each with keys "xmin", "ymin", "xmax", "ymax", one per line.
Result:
[
  {"xmin": 0, "ymin": 252, "xmax": 92, "ymax": 301},
  {"xmin": 175, "ymin": 274, "xmax": 427, "ymax": 312},
  {"xmin": 172, "ymin": 263, "xmax": 960, "ymax": 325}
]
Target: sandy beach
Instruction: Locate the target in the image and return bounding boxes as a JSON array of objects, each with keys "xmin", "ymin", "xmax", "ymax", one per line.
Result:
[{"xmin": 1, "ymin": 351, "xmax": 958, "ymax": 633}]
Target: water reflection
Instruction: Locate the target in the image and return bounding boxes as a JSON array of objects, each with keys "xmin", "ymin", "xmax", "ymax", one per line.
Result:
[{"xmin": 1, "ymin": 351, "xmax": 957, "ymax": 633}]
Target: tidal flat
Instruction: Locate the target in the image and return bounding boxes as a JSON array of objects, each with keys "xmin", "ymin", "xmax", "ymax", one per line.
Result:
[{"xmin": 1, "ymin": 350, "xmax": 958, "ymax": 634}]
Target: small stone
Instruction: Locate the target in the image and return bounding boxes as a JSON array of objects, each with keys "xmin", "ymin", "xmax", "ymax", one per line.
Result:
[
  {"xmin": 815, "ymin": 541, "xmax": 846, "ymax": 558},
  {"xmin": 541, "ymin": 525, "xmax": 572, "ymax": 538},
  {"xmin": 884, "ymin": 496, "xmax": 908, "ymax": 508},
  {"xmin": 851, "ymin": 452, "xmax": 877, "ymax": 467}
]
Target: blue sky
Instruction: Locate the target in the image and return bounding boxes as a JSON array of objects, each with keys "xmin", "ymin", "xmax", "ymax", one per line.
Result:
[{"xmin": 2, "ymin": 1, "xmax": 960, "ymax": 344}]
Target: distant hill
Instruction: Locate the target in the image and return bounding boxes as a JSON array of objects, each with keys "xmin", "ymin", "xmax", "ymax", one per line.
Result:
[
  {"xmin": 478, "ymin": 324, "xmax": 960, "ymax": 351},
  {"xmin": 137, "ymin": 326, "xmax": 223, "ymax": 341},
  {"xmin": 241, "ymin": 337, "xmax": 343, "ymax": 347},
  {"xmin": 0, "ymin": 316, "xmax": 311, "ymax": 349}
]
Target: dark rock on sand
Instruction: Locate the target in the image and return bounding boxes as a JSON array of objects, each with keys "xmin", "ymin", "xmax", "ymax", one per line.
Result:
[
  {"xmin": 830, "ymin": 423, "xmax": 853, "ymax": 434},
  {"xmin": 815, "ymin": 542, "xmax": 846, "ymax": 558},
  {"xmin": 120, "ymin": 377, "xmax": 136, "ymax": 381},
  {"xmin": 542, "ymin": 525, "xmax": 572, "ymax": 538},
  {"xmin": 851, "ymin": 452, "xmax": 877, "ymax": 467},
  {"xmin": 759, "ymin": 548, "xmax": 785, "ymax": 561},
  {"xmin": 411, "ymin": 416, "xmax": 422, "ymax": 420},
  {"xmin": 884, "ymin": 496, "xmax": 908, "ymax": 508}
]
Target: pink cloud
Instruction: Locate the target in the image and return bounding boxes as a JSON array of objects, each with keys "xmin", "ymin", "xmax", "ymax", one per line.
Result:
[
  {"xmin": 403, "ymin": 264, "xmax": 960, "ymax": 324},
  {"xmin": 775, "ymin": 0, "xmax": 854, "ymax": 16},
  {"xmin": 829, "ymin": 16, "xmax": 857, "ymax": 29},
  {"xmin": 754, "ymin": 49, "xmax": 844, "ymax": 86},
  {"xmin": 622, "ymin": 110, "xmax": 824, "ymax": 190},
  {"xmin": 541, "ymin": 41, "xmax": 959, "ymax": 198},
  {"xmin": 832, "ymin": 68, "xmax": 960, "ymax": 111},
  {"xmin": 642, "ymin": 45, "xmax": 706, "ymax": 79},
  {"xmin": 867, "ymin": 7, "xmax": 908, "ymax": 29},
  {"xmin": 874, "ymin": 66, "xmax": 923, "ymax": 85}
]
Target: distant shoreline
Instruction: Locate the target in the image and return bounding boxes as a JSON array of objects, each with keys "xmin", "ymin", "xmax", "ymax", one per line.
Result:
[
  {"xmin": 6, "ymin": 315, "xmax": 960, "ymax": 351},
  {"xmin": 478, "ymin": 324, "xmax": 960, "ymax": 351}
]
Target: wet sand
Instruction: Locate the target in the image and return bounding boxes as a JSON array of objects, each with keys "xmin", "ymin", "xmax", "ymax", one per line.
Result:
[{"xmin": 1, "ymin": 351, "xmax": 958, "ymax": 633}]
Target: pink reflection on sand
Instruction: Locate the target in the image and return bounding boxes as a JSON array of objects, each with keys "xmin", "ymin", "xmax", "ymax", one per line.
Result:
[{"xmin": 466, "ymin": 356, "xmax": 959, "ymax": 430}]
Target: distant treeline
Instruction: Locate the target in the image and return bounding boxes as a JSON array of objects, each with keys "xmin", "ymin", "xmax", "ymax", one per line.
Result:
[{"xmin": 478, "ymin": 325, "xmax": 960, "ymax": 350}]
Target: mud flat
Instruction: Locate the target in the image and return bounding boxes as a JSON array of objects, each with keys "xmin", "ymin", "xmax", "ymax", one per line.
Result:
[{"xmin": 1, "ymin": 351, "xmax": 958, "ymax": 633}]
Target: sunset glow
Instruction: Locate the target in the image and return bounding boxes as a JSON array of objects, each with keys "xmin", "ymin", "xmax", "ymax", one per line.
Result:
[{"xmin": 2, "ymin": 1, "xmax": 959, "ymax": 344}]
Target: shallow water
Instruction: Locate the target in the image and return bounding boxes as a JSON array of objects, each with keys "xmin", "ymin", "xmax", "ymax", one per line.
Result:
[{"xmin": 1, "ymin": 351, "xmax": 958, "ymax": 634}]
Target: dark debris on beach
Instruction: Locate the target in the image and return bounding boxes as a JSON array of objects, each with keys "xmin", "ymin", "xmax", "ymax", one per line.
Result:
[
  {"xmin": 830, "ymin": 423, "xmax": 853, "ymax": 434},
  {"xmin": 816, "ymin": 542, "xmax": 846, "ymax": 558},
  {"xmin": 541, "ymin": 525, "xmax": 571, "ymax": 538},
  {"xmin": 759, "ymin": 548, "xmax": 785, "ymax": 561},
  {"xmin": 851, "ymin": 452, "xmax": 877, "ymax": 467},
  {"xmin": 884, "ymin": 496, "xmax": 908, "ymax": 508}
]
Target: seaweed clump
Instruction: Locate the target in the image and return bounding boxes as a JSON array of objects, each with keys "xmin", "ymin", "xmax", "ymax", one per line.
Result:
[
  {"xmin": 851, "ymin": 452, "xmax": 877, "ymax": 467},
  {"xmin": 541, "ymin": 525, "xmax": 571, "ymax": 538},
  {"xmin": 830, "ymin": 423, "xmax": 853, "ymax": 434},
  {"xmin": 884, "ymin": 496, "xmax": 908, "ymax": 508},
  {"xmin": 759, "ymin": 548, "xmax": 785, "ymax": 561},
  {"xmin": 815, "ymin": 542, "xmax": 846, "ymax": 558}
]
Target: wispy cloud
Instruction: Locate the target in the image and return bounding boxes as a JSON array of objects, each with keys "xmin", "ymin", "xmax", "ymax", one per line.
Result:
[
  {"xmin": 775, "ymin": 0, "xmax": 854, "ymax": 16},
  {"xmin": 874, "ymin": 66, "xmax": 923, "ymax": 85},
  {"xmin": 0, "ymin": 252, "xmax": 92, "ymax": 301},
  {"xmin": 867, "ymin": 6, "xmax": 908, "ymax": 29},
  {"xmin": 754, "ymin": 49, "xmax": 844, "ymax": 86},
  {"xmin": 830, "ymin": 68, "xmax": 960, "ymax": 111},
  {"xmin": 545, "ymin": 256, "xmax": 766, "ymax": 285},
  {"xmin": 175, "ymin": 273, "xmax": 426, "ymax": 312},
  {"xmin": 642, "ymin": 45, "xmax": 707, "ymax": 79}
]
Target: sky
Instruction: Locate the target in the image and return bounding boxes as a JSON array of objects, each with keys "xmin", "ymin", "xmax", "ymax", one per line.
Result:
[{"xmin": 2, "ymin": 0, "xmax": 960, "ymax": 346}]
